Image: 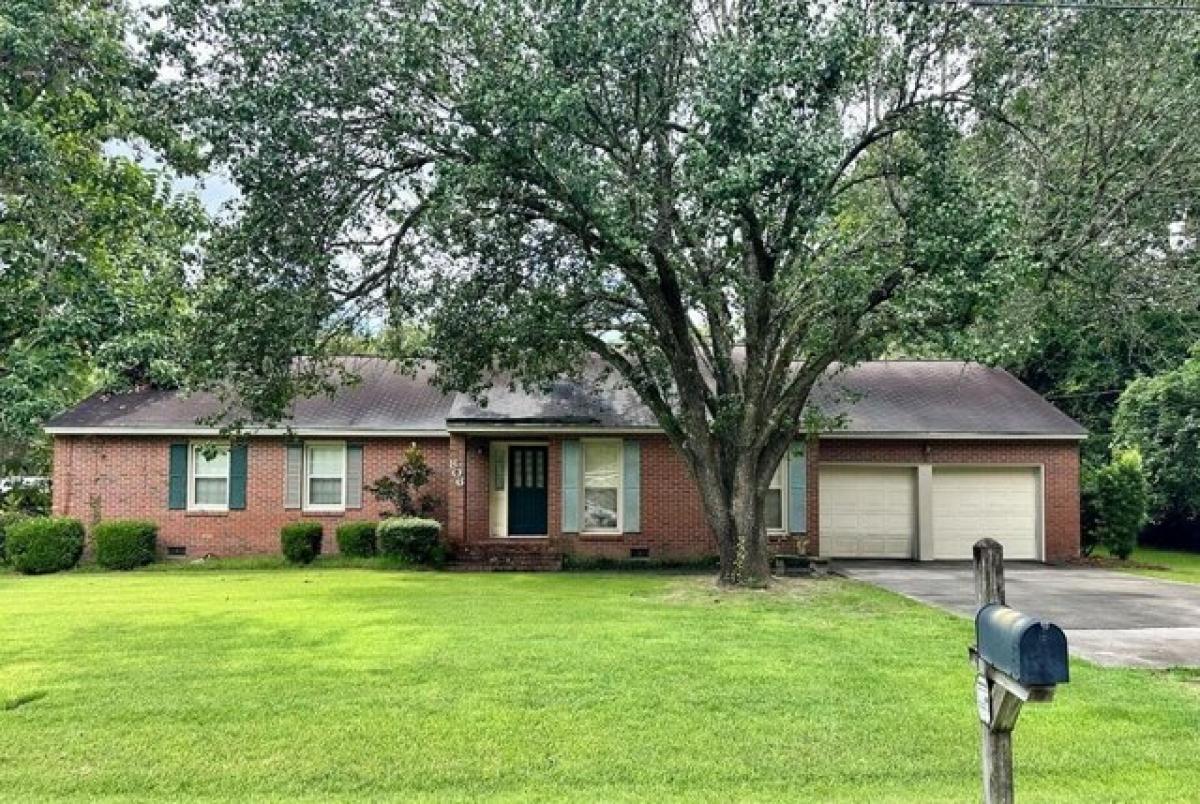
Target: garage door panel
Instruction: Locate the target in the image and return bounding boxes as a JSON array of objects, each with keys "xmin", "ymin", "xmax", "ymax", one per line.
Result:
[
  {"xmin": 819, "ymin": 466, "xmax": 916, "ymax": 558},
  {"xmin": 932, "ymin": 467, "xmax": 1038, "ymax": 560}
]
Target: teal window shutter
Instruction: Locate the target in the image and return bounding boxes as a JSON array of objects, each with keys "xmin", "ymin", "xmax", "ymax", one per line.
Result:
[
  {"xmin": 346, "ymin": 444, "xmax": 364, "ymax": 508},
  {"xmin": 787, "ymin": 441, "xmax": 807, "ymax": 533},
  {"xmin": 561, "ymin": 440, "xmax": 580, "ymax": 533},
  {"xmin": 168, "ymin": 443, "xmax": 188, "ymax": 510},
  {"xmin": 622, "ymin": 440, "xmax": 641, "ymax": 533},
  {"xmin": 228, "ymin": 444, "xmax": 248, "ymax": 510}
]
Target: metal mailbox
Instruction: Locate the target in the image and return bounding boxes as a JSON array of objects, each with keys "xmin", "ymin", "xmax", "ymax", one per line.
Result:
[{"xmin": 975, "ymin": 604, "xmax": 1069, "ymax": 687}]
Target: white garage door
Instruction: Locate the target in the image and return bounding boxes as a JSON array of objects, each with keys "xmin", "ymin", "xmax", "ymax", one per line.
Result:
[
  {"xmin": 819, "ymin": 466, "xmax": 916, "ymax": 558},
  {"xmin": 932, "ymin": 467, "xmax": 1039, "ymax": 560}
]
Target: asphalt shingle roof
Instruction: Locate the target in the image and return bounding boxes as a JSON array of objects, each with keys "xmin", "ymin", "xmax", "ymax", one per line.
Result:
[
  {"xmin": 45, "ymin": 357, "xmax": 1085, "ymax": 438},
  {"xmin": 808, "ymin": 360, "xmax": 1086, "ymax": 437}
]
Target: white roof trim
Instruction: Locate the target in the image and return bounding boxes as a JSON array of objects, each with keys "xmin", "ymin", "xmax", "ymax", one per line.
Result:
[
  {"xmin": 821, "ymin": 431, "xmax": 1087, "ymax": 441},
  {"xmin": 446, "ymin": 424, "xmax": 661, "ymax": 435},
  {"xmin": 46, "ymin": 425, "xmax": 1085, "ymax": 441},
  {"xmin": 44, "ymin": 426, "xmax": 449, "ymax": 437}
]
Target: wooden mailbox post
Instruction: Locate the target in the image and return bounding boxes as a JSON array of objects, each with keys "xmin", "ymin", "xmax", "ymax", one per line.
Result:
[{"xmin": 970, "ymin": 539, "xmax": 1070, "ymax": 804}]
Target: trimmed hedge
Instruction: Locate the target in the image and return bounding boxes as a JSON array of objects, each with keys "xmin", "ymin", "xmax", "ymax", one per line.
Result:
[
  {"xmin": 6, "ymin": 517, "xmax": 85, "ymax": 575},
  {"xmin": 0, "ymin": 511, "xmax": 28, "ymax": 564},
  {"xmin": 281, "ymin": 522, "xmax": 323, "ymax": 564},
  {"xmin": 378, "ymin": 517, "xmax": 443, "ymax": 564},
  {"xmin": 336, "ymin": 521, "xmax": 377, "ymax": 558},
  {"xmin": 94, "ymin": 519, "xmax": 159, "ymax": 570}
]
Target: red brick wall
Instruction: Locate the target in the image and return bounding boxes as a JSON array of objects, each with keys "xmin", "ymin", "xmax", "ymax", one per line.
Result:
[
  {"xmin": 52, "ymin": 433, "xmax": 1080, "ymax": 562},
  {"xmin": 813, "ymin": 439, "xmax": 1081, "ymax": 561},
  {"xmin": 51, "ymin": 435, "xmax": 448, "ymax": 557}
]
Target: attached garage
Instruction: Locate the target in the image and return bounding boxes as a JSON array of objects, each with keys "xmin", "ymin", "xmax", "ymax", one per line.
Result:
[
  {"xmin": 819, "ymin": 466, "xmax": 917, "ymax": 558},
  {"xmin": 931, "ymin": 467, "xmax": 1040, "ymax": 560},
  {"xmin": 818, "ymin": 463, "xmax": 1043, "ymax": 561}
]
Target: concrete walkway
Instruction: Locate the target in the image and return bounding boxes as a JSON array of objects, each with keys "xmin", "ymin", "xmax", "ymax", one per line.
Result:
[{"xmin": 837, "ymin": 561, "xmax": 1200, "ymax": 669}]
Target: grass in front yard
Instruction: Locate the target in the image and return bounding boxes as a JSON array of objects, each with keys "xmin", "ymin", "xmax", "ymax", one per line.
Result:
[
  {"xmin": 1, "ymin": 569, "xmax": 1198, "ymax": 802},
  {"xmin": 1100, "ymin": 545, "xmax": 1200, "ymax": 585}
]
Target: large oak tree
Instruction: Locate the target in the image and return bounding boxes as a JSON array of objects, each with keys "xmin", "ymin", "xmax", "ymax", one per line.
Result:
[{"xmin": 161, "ymin": 0, "xmax": 1056, "ymax": 584}]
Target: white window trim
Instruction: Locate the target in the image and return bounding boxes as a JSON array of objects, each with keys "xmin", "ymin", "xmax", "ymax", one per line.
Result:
[
  {"xmin": 767, "ymin": 455, "xmax": 789, "ymax": 534},
  {"xmin": 581, "ymin": 438, "xmax": 623, "ymax": 535},
  {"xmin": 188, "ymin": 440, "xmax": 230, "ymax": 512},
  {"xmin": 303, "ymin": 440, "xmax": 347, "ymax": 512},
  {"xmin": 490, "ymin": 442, "xmax": 509, "ymax": 538}
]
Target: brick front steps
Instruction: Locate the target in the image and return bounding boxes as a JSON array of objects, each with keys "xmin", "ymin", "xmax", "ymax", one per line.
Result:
[{"xmin": 448, "ymin": 541, "xmax": 564, "ymax": 572}]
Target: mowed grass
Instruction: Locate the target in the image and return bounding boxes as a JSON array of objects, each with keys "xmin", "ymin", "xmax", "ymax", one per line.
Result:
[
  {"xmin": 2, "ymin": 569, "xmax": 1199, "ymax": 802},
  {"xmin": 1115, "ymin": 546, "xmax": 1200, "ymax": 585}
]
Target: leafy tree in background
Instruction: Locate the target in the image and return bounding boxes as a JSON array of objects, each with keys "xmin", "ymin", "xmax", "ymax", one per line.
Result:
[
  {"xmin": 1114, "ymin": 353, "xmax": 1200, "ymax": 528},
  {"xmin": 926, "ymin": 13, "xmax": 1200, "ymax": 461},
  {"xmin": 0, "ymin": 0, "xmax": 205, "ymax": 472}
]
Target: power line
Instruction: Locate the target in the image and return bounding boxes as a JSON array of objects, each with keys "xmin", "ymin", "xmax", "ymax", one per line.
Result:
[{"xmin": 895, "ymin": 0, "xmax": 1200, "ymax": 11}]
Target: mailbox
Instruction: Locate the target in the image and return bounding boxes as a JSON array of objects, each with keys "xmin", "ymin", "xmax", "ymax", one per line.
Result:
[{"xmin": 975, "ymin": 604, "xmax": 1069, "ymax": 687}]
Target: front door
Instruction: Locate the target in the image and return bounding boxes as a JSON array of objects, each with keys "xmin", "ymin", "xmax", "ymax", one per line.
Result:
[{"xmin": 507, "ymin": 446, "xmax": 548, "ymax": 535}]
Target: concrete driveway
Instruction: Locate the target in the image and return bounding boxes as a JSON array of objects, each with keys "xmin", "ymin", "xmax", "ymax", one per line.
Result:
[{"xmin": 837, "ymin": 561, "xmax": 1200, "ymax": 669}]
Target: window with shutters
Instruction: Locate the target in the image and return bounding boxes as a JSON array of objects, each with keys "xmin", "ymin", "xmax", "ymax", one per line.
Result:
[
  {"xmin": 189, "ymin": 442, "xmax": 230, "ymax": 511},
  {"xmin": 766, "ymin": 458, "xmax": 787, "ymax": 532},
  {"xmin": 304, "ymin": 442, "xmax": 346, "ymax": 511},
  {"xmin": 582, "ymin": 440, "xmax": 621, "ymax": 532}
]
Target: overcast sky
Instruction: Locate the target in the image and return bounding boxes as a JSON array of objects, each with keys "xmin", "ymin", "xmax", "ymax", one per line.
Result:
[{"xmin": 104, "ymin": 140, "xmax": 239, "ymax": 217}]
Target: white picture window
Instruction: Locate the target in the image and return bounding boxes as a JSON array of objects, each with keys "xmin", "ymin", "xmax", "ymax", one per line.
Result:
[
  {"xmin": 190, "ymin": 443, "xmax": 230, "ymax": 511},
  {"xmin": 305, "ymin": 442, "xmax": 346, "ymax": 510},
  {"xmin": 766, "ymin": 458, "xmax": 787, "ymax": 532},
  {"xmin": 582, "ymin": 440, "xmax": 621, "ymax": 532}
]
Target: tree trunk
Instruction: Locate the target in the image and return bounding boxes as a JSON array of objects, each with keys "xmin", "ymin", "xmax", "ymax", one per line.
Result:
[{"xmin": 693, "ymin": 452, "xmax": 772, "ymax": 587}]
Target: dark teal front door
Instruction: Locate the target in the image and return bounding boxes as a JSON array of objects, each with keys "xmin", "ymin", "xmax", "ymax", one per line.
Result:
[{"xmin": 508, "ymin": 446, "xmax": 548, "ymax": 535}]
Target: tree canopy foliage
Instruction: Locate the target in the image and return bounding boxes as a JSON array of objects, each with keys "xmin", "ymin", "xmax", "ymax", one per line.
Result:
[
  {"xmin": 0, "ymin": 0, "xmax": 204, "ymax": 470},
  {"xmin": 1114, "ymin": 351, "xmax": 1200, "ymax": 525}
]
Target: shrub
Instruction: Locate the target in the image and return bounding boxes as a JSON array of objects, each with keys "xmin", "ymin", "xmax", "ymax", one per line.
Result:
[
  {"xmin": 377, "ymin": 517, "xmax": 443, "ymax": 564},
  {"xmin": 1114, "ymin": 354, "xmax": 1200, "ymax": 522},
  {"xmin": 336, "ymin": 521, "xmax": 377, "ymax": 557},
  {"xmin": 281, "ymin": 522, "xmax": 323, "ymax": 564},
  {"xmin": 1079, "ymin": 467, "xmax": 1100, "ymax": 557},
  {"xmin": 0, "ymin": 511, "xmax": 29, "ymax": 564},
  {"xmin": 6, "ymin": 517, "xmax": 85, "ymax": 575},
  {"xmin": 1094, "ymin": 449, "xmax": 1149, "ymax": 561},
  {"xmin": 0, "ymin": 482, "xmax": 50, "ymax": 516},
  {"xmin": 93, "ymin": 520, "xmax": 158, "ymax": 570},
  {"xmin": 368, "ymin": 445, "xmax": 442, "ymax": 517}
]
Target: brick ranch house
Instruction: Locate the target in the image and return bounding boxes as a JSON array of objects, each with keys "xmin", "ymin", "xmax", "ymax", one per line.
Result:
[{"xmin": 46, "ymin": 357, "xmax": 1086, "ymax": 566}]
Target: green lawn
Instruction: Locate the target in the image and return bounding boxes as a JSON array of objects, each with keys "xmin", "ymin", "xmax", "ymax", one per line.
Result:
[
  {"xmin": 2, "ymin": 566, "xmax": 1198, "ymax": 802},
  {"xmin": 1113, "ymin": 546, "xmax": 1200, "ymax": 585}
]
